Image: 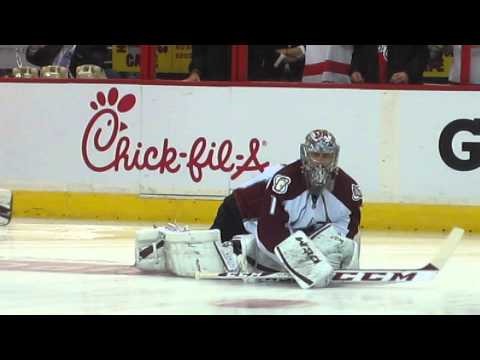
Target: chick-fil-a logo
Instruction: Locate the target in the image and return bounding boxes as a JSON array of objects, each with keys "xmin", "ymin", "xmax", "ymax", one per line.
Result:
[{"xmin": 81, "ymin": 88, "xmax": 270, "ymax": 182}]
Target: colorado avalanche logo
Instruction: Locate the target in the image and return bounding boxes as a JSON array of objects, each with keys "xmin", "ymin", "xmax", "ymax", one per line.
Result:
[
  {"xmin": 352, "ymin": 184, "xmax": 362, "ymax": 201},
  {"xmin": 272, "ymin": 175, "xmax": 291, "ymax": 194}
]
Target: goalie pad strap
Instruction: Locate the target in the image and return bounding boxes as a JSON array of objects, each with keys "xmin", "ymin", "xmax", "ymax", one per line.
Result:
[
  {"xmin": 139, "ymin": 240, "xmax": 164, "ymax": 259},
  {"xmin": 0, "ymin": 205, "xmax": 10, "ymax": 217}
]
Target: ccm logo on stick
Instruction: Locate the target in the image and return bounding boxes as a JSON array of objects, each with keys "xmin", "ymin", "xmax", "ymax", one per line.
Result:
[
  {"xmin": 439, "ymin": 118, "xmax": 480, "ymax": 171},
  {"xmin": 333, "ymin": 271, "xmax": 417, "ymax": 282}
]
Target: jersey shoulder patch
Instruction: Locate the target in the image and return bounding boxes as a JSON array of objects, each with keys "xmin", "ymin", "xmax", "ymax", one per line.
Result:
[
  {"xmin": 352, "ymin": 184, "xmax": 362, "ymax": 201},
  {"xmin": 272, "ymin": 175, "xmax": 291, "ymax": 195}
]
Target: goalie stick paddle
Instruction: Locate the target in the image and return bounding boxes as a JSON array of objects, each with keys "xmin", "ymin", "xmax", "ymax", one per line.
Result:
[{"xmin": 194, "ymin": 227, "xmax": 465, "ymax": 284}]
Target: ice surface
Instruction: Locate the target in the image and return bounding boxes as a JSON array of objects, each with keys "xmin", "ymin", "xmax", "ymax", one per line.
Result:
[{"xmin": 1, "ymin": 219, "xmax": 479, "ymax": 315}]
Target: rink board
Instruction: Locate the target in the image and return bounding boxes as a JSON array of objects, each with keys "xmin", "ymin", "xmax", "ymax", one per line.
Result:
[
  {"xmin": 1, "ymin": 83, "xmax": 480, "ymax": 231},
  {"xmin": 10, "ymin": 190, "xmax": 480, "ymax": 232}
]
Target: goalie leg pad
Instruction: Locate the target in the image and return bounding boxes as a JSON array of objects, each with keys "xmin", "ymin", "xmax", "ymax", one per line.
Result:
[
  {"xmin": 310, "ymin": 224, "xmax": 360, "ymax": 269},
  {"xmin": 230, "ymin": 234, "xmax": 257, "ymax": 272},
  {"xmin": 342, "ymin": 233, "xmax": 360, "ymax": 269},
  {"xmin": 135, "ymin": 228, "xmax": 167, "ymax": 272},
  {"xmin": 274, "ymin": 230, "xmax": 334, "ymax": 289},
  {"xmin": 135, "ymin": 225, "xmax": 254, "ymax": 276},
  {"xmin": 232, "ymin": 234, "xmax": 285, "ymax": 273},
  {"xmin": 164, "ymin": 228, "xmax": 228, "ymax": 277}
]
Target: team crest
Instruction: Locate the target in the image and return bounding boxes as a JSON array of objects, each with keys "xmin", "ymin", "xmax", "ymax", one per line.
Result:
[
  {"xmin": 352, "ymin": 184, "xmax": 362, "ymax": 201},
  {"xmin": 272, "ymin": 175, "xmax": 291, "ymax": 195}
]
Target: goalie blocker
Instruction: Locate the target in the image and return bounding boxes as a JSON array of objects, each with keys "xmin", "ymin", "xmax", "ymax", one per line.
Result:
[{"xmin": 134, "ymin": 222, "xmax": 358, "ymax": 289}]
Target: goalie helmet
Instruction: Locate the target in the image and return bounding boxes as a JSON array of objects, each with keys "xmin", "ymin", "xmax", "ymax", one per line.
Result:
[{"xmin": 300, "ymin": 129, "xmax": 339, "ymax": 194}]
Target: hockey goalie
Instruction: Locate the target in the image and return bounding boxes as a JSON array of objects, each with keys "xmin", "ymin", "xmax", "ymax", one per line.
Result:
[{"xmin": 134, "ymin": 129, "xmax": 363, "ymax": 289}]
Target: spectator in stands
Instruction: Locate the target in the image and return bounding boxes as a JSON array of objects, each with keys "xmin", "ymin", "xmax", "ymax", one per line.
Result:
[
  {"xmin": 426, "ymin": 45, "xmax": 449, "ymax": 72},
  {"xmin": 184, "ymin": 45, "xmax": 231, "ymax": 81},
  {"xmin": 26, "ymin": 45, "xmax": 109, "ymax": 77},
  {"xmin": 448, "ymin": 45, "xmax": 480, "ymax": 84},
  {"xmin": 302, "ymin": 45, "xmax": 353, "ymax": 83},
  {"xmin": 350, "ymin": 45, "xmax": 429, "ymax": 84},
  {"xmin": 248, "ymin": 45, "xmax": 305, "ymax": 81}
]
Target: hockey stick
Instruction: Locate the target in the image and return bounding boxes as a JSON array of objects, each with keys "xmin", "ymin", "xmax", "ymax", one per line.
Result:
[
  {"xmin": 0, "ymin": 228, "xmax": 463, "ymax": 282},
  {"xmin": 0, "ymin": 189, "xmax": 13, "ymax": 226},
  {"xmin": 194, "ymin": 227, "xmax": 465, "ymax": 284}
]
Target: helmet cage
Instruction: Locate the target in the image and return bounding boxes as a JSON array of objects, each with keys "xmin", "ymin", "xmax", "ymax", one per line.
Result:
[{"xmin": 300, "ymin": 130, "xmax": 339, "ymax": 191}]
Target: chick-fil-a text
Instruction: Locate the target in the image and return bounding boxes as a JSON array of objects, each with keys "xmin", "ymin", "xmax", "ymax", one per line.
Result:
[{"xmin": 81, "ymin": 109, "xmax": 270, "ymax": 182}]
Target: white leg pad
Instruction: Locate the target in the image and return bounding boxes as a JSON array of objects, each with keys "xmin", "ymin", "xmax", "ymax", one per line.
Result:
[
  {"xmin": 164, "ymin": 228, "xmax": 225, "ymax": 277},
  {"xmin": 135, "ymin": 228, "xmax": 167, "ymax": 272},
  {"xmin": 231, "ymin": 234, "xmax": 285, "ymax": 272},
  {"xmin": 231, "ymin": 234, "xmax": 257, "ymax": 272},
  {"xmin": 310, "ymin": 224, "xmax": 360, "ymax": 270},
  {"xmin": 135, "ymin": 226, "xmax": 261, "ymax": 277},
  {"xmin": 342, "ymin": 233, "xmax": 361, "ymax": 269}
]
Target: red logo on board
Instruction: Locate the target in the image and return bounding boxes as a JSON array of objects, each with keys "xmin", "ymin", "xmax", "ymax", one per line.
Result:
[{"xmin": 81, "ymin": 88, "xmax": 270, "ymax": 182}]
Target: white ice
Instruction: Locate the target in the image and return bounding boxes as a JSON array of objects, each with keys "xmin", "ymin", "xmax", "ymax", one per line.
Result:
[{"xmin": 1, "ymin": 218, "xmax": 479, "ymax": 315}]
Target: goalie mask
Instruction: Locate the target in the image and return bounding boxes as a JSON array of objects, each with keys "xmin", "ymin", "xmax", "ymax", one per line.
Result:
[{"xmin": 300, "ymin": 129, "xmax": 339, "ymax": 194}]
